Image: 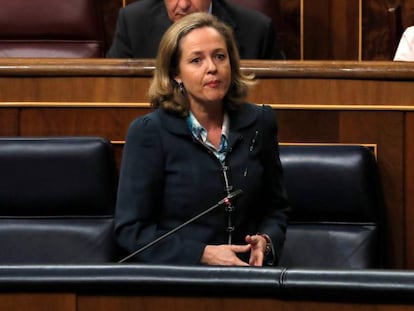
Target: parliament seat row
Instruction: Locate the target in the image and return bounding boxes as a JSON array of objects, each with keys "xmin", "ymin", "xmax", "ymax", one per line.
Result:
[
  {"xmin": 0, "ymin": 137, "xmax": 384, "ymax": 268},
  {"xmin": 4, "ymin": 136, "xmax": 409, "ymax": 308},
  {"xmin": 0, "ymin": 0, "xmax": 105, "ymax": 58}
]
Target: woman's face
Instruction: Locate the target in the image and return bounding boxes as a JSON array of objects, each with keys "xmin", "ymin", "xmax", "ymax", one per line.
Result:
[{"xmin": 175, "ymin": 26, "xmax": 231, "ymax": 109}]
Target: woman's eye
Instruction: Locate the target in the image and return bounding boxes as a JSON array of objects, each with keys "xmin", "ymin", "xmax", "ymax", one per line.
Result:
[
  {"xmin": 191, "ymin": 58, "xmax": 201, "ymax": 64},
  {"xmin": 216, "ymin": 53, "xmax": 226, "ymax": 60}
]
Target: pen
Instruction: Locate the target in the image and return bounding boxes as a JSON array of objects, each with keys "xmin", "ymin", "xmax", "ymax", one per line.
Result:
[{"xmin": 245, "ymin": 130, "xmax": 259, "ymax": 177}]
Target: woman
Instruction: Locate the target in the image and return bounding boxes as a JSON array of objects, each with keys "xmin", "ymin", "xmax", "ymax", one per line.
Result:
[{"xmin": 115, "ymin": 12, "xmax": 290, "ymax": 266}]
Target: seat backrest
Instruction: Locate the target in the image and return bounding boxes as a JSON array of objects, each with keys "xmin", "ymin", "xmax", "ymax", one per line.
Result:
[
  {"xmin": 0, "ymin": 0, "xmax": 105, "ymax": 57},
  {"xmin": 278, "ymin": 145, "xmax": 385, "ymax": 268},
  {"xmin": 0, "ymin": 137, "xmax": 119, "ymax": 263}
]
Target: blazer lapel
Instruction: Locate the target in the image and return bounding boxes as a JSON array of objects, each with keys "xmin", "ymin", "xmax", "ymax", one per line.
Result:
[
  {"xmin": 227, "ymin": 104, "xmax": 259, "ymax": 147},
  {"xmin": 156, "ymin": 103, "xmax": 260, "ymax": 148}
]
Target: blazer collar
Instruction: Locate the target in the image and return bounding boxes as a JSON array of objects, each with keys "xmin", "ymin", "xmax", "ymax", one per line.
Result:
[{"xmin": 157, "ymin": 104, "xmax": 259, "ymax": 144}]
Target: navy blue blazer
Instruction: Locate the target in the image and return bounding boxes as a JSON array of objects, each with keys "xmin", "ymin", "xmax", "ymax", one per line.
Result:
[
  {"xmin": 115, "ymin": 103, "xmax": 290, "ymax": 264},
  {"xmin": 106, "ymin": 0, "xmax": 284, "ymax": 59}
]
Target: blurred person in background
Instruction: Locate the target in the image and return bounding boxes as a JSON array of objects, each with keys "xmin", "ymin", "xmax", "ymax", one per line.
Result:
[
  {"xmin": 394, "ymin": 26, "xmax": 414, "ymax": 61},
  {"xmin": 107, "ymin": 0, "xmax": 284, "ymax": 59}
]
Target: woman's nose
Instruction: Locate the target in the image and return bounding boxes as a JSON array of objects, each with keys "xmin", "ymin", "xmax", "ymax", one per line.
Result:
[{"xmin": 206, "ymin": 58, "xmax": 217, "ymax": 73}]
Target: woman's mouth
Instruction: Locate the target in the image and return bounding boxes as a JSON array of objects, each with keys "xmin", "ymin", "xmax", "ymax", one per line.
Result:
[{"xmin": 206, "ymin": 80, "xmax": 220, "ymax": 87}]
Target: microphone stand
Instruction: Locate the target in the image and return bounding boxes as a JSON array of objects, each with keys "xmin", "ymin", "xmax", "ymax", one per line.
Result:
[
  {"xmin": 118, "ymin": 189, "xmax": 243, "ymax": 263},
  {"xmin": 221, "ymin": 164, "xmax": 234, "ymax": 244}
]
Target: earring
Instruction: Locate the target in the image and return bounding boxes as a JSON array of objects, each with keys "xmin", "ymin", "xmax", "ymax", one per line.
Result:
[{"xmin": 179, "ymin": 82, "xmax": 185, "ymax": 94}]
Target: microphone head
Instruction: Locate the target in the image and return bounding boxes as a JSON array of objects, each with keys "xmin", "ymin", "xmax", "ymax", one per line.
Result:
[
  {"xmin": 218, "ymin": 189, "xmax": 243, "ymax": 206},
  {"xmin": 227, "ymin": 189, "xmax": 243, "ymax": 200}
]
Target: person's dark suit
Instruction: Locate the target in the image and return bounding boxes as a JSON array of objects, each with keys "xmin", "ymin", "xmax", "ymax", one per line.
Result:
[
  {"xmin": 107, "ymin": 0, "xmax": 284, "ymax": 59},
  {"xmin": 114, "ymin": 103, "xmax": 290, "ymax": 265}
]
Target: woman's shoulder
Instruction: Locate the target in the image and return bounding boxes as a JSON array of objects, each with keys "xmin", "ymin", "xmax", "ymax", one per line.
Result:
[
  {"xmin": 227, "ymin": 103, "xmax": 275, "ymax": 130},
  {"xmin": 245, "ymin": 103, "xmax": 276, "ymax": 128},
  {"xmin": 124, "ymin": 110, "xmax": 167, "ymax": 146},
  {"xmin": 238, "ymin": 103, "xmax": 274, "ymax": 118},
  {"xmin": 128, "ymin": 109, "xmax": 163, "ymax": 131},
  {"xmin": 128, "ymin": 108, "xmax": 188, "ymax": 136}
]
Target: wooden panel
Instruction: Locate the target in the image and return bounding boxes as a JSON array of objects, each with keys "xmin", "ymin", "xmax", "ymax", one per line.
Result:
[
  {"xmin": 0, "ymin": 77, "xmax": 150, "ymax": 102},
  {"xmin": 279, "ymin": 0, "xmax": 300, "ymax": 59},
  {"xmin": 332, "ymin": 0, "xmax": 359, "ymax": 60},
  {"xmin": 78, "ymin": 295, "xmax": 414, "ymax": 311},
  {"xmin": 303, "ymin": 0, "xmax": 330, "ymax": 60},
  {"xmin": 1, "ymin": 292, "xmax": 414, "ymax": 311},
  {"xmin": 0, "ymin": 108, "xmax": 19, "ymax": 136},
  {"xmin": 303, "ymin": 0, "xmax": 359, "ymax": 60},
  {"xmin": 0, "ymin": 293, "xmax": 75, "ymax": 311},
  {"xmin": 78, "ymin": 296, "xmax": 280, "ymax": 311},
  {"xmin": 248, "ymin": 78, "xmax": 414, "ymax": 106},
  {"xmin": 276, "ymin": 110, "xmax": 340, "ymax": 142},
  {"xmin": 3, "ymin": 75, "xmax": 414, "ymax": 106},
  {"xmin": 405, "ymin": 113, "xmax": 414, "ymax": 268},
  {"xmin": 340, "ymin": 111, "xmax": 404, "ymax": 268},
  {"xmin": 18, "ymin": 107, "xmax": 151, "ymax": 171},
  {"xmin": 2, "ymin": 59, "xmax": 414, "ymax": 105},
  {"xmin": 19, "ymin": 107, "xmax": 152, "ymax": 140},
  {"xmin": 401, "ymin": 0, "xmax": 414, "ymax": 28},
  {"xmin": 362, "ymin": 0, "xmax": 403, "ymax": 60}
]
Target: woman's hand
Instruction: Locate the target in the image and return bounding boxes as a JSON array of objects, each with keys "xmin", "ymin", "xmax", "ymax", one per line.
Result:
[
  {"xmin": 245, "ymin": 234, "xmax": 268, "ymax": 266},
  {"xmin": 201, "ymin": 244, "xmax": 251, "ymax": 266}
]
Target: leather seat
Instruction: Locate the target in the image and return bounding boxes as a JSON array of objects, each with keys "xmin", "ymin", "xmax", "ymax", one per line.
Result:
[
  {"xmin": 0, "ymin": 0, "xmax": 105, "ymax": 57},
  {"xmin": 278, "ymin": 145, "xmax": 385, "ymax": 268},
  {"xmin": 0, "ymin": 137, "xmax": 119, "ymax": 263},
  {"xmin": 0, "ymin": 138, "xmax": 385, "ymax": 267}
]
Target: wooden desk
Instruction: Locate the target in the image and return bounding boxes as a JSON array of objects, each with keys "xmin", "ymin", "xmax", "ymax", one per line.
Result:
[
  {"xmin": 2, "ymin": 293, "xmax": 414, "ymax": 311},
  {"xmin": 1, "ymin": 265, "xmax": 414, "ymax": 311},
  {"xmin": 1, "ymin": 59, "xmax": 413, "ymax": 268}
]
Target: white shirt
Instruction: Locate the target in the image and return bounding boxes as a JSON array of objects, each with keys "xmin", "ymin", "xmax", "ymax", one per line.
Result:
[{"xmin": 394, "ymin": 26, "xmax": 414, "ymax": 61}]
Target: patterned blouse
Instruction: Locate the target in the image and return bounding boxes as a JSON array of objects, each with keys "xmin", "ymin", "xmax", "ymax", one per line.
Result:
[{"xmin": 186, "ymin": 111, "xmax": 229, "ymax": 164}]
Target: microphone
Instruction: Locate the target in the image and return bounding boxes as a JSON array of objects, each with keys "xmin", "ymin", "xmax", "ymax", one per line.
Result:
[
  {"xmin": 218, "ymin": 188, "xmax": 243, "ymax": 205},
  {"xmin": 118, "ymin": 189, "xmax": 243, "ymax": 263}
]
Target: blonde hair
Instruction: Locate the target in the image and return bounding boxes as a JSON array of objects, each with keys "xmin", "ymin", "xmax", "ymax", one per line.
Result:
[{"xmin": 148, "ymin": 12, "xmax": 255, "ymax": 117}]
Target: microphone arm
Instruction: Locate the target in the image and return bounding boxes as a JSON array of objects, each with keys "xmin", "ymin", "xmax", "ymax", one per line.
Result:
[{"xmin": 118, "ymin": 189, "xmax": 243, "ymax": 263}]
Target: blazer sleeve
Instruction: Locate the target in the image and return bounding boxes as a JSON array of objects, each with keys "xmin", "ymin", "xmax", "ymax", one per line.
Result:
[
  {"xmin": 114, "ymin": 115, "xmax": 207, "ymax": 264},
  {"xmin": 106, "ymin": 8, "xmax": 134, "ymax": 58}
]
